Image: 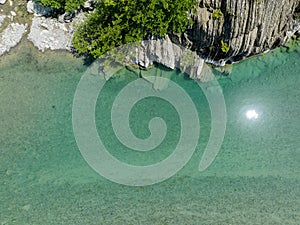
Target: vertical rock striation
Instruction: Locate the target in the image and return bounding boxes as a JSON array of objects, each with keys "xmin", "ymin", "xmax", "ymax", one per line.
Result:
[{"xmin": 170, "ymin": 0, "xmax": 300, "ymax": 64}]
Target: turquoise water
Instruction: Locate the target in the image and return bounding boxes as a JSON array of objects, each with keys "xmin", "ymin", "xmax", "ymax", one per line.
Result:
[{"xmin": 0, "ymin": 40, "xmax": 299, "ymax": 224}]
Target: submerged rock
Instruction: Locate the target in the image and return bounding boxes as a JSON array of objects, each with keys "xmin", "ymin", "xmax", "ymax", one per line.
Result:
[
  {"xmin": 214, "ymin": 64, "xmax": 232, "ymax": 75},
  {"xmin": 140, "ymin": 67, "xmax": 171, "ymax": 90},
  {"xmin": 0, "ymin": 23, "xmax": 27, "ymax": 56}
]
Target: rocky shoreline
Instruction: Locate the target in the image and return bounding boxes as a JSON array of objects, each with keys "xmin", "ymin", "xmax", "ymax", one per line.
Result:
[
  {"xmin": 0, "ymin": 0, "xmax": 216, "ymax": 80},
  {"xmin": 0, "ymin": 0, "xmax": 83, "ymax": 56},
  {"xmin": 0, "ymin": 0, "xmax": 299, "ymax": 80}
]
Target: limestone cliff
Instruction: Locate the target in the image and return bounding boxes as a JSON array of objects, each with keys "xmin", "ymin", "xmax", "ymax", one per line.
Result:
[{"xmin": 170, "ymin": 0, "xmax": 300, "ymax": 65}]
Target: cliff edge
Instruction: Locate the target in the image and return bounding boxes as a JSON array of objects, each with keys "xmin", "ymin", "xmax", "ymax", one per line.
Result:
[{"xmin": 170, "ymin": 0, "xmax": 300, "ymax": 64}]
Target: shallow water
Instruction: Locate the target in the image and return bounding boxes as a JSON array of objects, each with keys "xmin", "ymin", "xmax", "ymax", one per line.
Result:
[{"xmin": 0, "ymin": 40, "xmax": 299, "ymax": 224}]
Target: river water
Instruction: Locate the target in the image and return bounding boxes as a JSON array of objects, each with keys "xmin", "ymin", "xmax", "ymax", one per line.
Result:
[{"xmin": 0, "ymin": 40, "xmax": 299, "ymax": 224}]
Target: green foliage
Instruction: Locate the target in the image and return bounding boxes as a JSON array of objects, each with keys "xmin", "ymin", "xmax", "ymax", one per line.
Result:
[
  {"xmin": 221, "ymin": 40, "xmax": 230, "ymax": 53},
  {"xmin": 38, "ymin": 0, "xmax": 84, "ymax": 12},
  {"xmin": 212, "ymin": 9, "xmax": 223, "ymax": 20},
  {"xmin": 72, "ymin": 0, "xmax": 197, "ymax": 58},
  {"xmin": 226, "ymin": 8, "xmax": 232, "ymax": 16},
  {"xmin": 65, "ymin": 0, "xmax": 85, "ymax": 12}
]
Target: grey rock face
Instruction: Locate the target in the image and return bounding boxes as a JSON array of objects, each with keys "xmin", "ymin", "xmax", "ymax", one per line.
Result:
[
  {"xmin": 100, "ymin": 36, "xmax": 213, "ymax": 81},
  {"xmin": 28, "ymin": 16, "xmax": 72, "ymax": 51},
  {"xmin": 27, "ymin": 0, "xmax": 52, "ymax": 16},
  {"xmin": 170, "ymin": 0, "xmax": 300, "ymax": 64}
]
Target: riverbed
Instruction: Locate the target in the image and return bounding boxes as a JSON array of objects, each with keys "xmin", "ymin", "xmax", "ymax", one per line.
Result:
[{"xmin": 0, "ymin": 40, "xmax": 299, "ymax": 224}]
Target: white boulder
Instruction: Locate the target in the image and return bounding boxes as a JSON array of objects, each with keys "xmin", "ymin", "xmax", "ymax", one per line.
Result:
[
  {"xmin": 0, "ymin": 23, "xmax": 28, "ymax": 56},
  {"xmin": 28, "ymin": 16, "xmax": 72, "ymax": 51}
]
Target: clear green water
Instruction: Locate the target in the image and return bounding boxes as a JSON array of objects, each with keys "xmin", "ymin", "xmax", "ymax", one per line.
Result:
[{"xmin": 0, "ymin": 40, "xmax": 299, "ymax": 224}]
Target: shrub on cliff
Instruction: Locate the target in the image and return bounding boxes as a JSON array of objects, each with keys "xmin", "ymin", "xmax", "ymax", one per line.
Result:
[
  {"xmin": 72, "ymin": 0, "xmax": 197, "ymax": 58},
  {"xmin": 39, "ymin": 0, "xmax": 85, "ymax": 12}
]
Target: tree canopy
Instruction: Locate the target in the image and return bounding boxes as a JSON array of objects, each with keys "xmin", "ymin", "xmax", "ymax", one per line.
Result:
[{"xmin": 72, "ymin": 0, "xmax": 197, "ymax": 58}]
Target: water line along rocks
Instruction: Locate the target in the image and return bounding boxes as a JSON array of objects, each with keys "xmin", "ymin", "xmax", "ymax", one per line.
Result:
[{"xmin": 0, "ymin": 0, "xmax": 299, "ymax": 73}]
